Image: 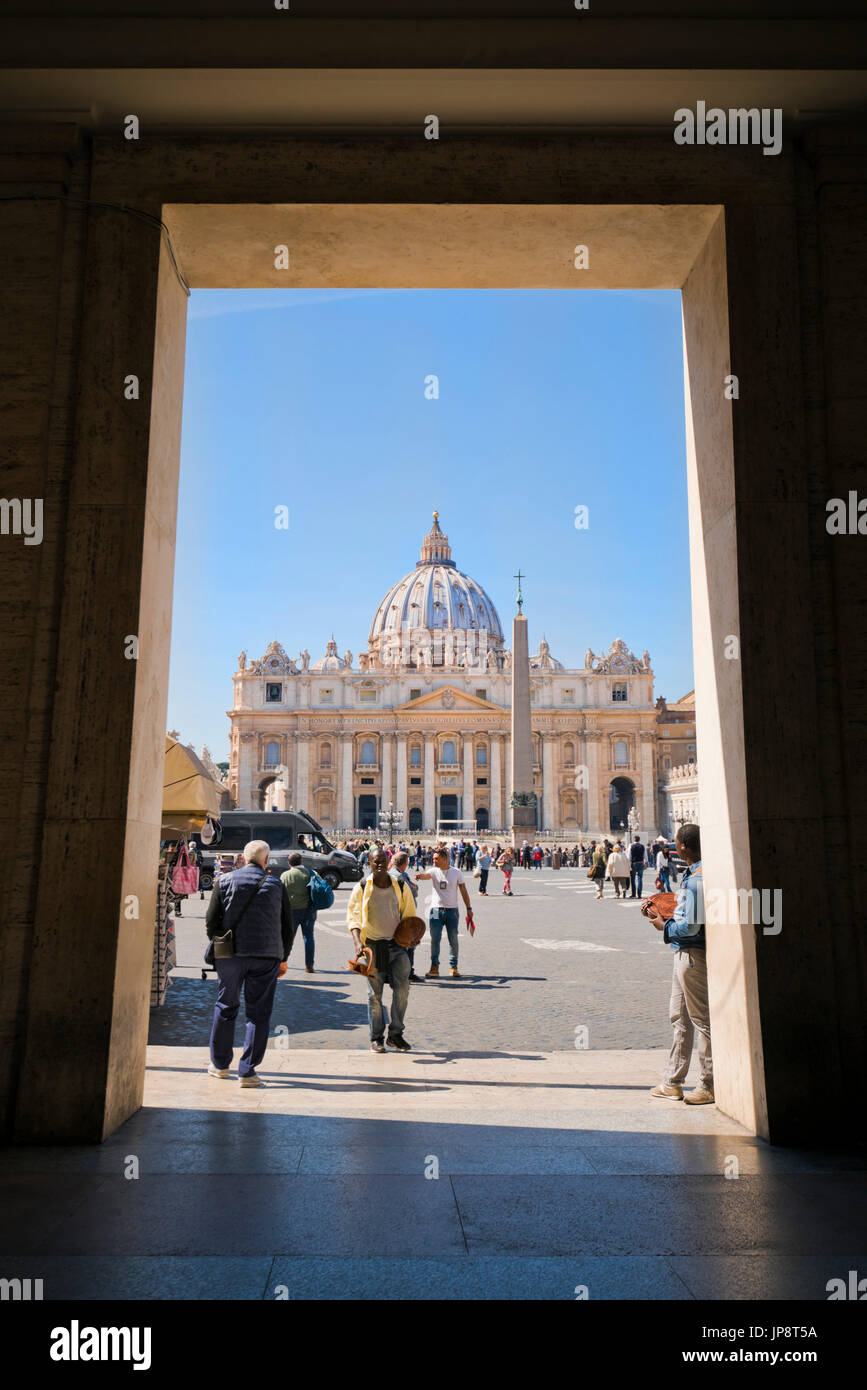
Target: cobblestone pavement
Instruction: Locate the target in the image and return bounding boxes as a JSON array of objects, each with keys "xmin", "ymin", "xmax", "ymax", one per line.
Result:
[{"xmin": 153, "ymin": 867, "xmax": 675, "ymax": 1052}]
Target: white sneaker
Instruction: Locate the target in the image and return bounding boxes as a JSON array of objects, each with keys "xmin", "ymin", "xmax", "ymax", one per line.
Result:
[
  {"xmin": 207, "ymin": 1063, "xmax": 230, "ymax": 1079},
  {"xmin": 239, "ymin": 1073, "xmax": 262, "ymax": 1088}
]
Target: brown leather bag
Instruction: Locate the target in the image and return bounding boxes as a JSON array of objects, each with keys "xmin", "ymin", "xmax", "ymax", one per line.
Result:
[
  {"xmin": 646, "ymin": 891, "xmax": 678, "ymax": 919},
  {"xmin": 347, "ymin": 946, "xmax": 377, "ymax": 977},
  {"xmin": 394, "ymin": 914, "xmax": 426, "ymax": 949}
]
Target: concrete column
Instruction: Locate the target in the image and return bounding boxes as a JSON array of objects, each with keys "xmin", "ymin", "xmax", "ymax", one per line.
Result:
[
  {"xmin": 338, "ymin": 736, "xmax": 353, "ymax": 829},
  {"xmin": 505, "ymin": 736, "xmax": 513, "ymax": 813},
  {"xmin": 294, "ymin": 733, "xmax": 310, "ymax": 813},
  {"xmin": 542, "ymin": 733, "xmax": 556, "ymax": 831},
  {"xmin": 490, "ymin": 733, "xmax": 503, "ymax": 831},
  {"xmin": 640, "ymin": 732, "xmax": 656, "ymax": 832},
  {"xmin": 396, "ymin": 735, "xmax": 408, "ymax": 826},
  {"xmin": 381, "ymin": 734, "xmax": 394, "ymax": 812},
  {"xmin": 7, "ymin": 153, "xmax": 186, "ymax": 1143},
  {"xmin": 462, "ymin": 735, "xmax": 474, "ymax": 825},
  {"xmin": 423, "ymin": 736, "xmax": 436, "ymax": 830},
  {"xmin": 584, "ymin": 732, "xmax": 601, "ymax": 835}
]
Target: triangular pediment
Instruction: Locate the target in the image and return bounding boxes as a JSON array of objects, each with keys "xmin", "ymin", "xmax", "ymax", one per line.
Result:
[{"xmin": 394, "ymin": 685, "xmax": 502, "ymax": 713}]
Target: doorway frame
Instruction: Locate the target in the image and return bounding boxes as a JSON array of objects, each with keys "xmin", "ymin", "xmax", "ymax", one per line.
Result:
[{"xmin": 16, "ymin": 131, "xmax": 817, "ymax": 1144}]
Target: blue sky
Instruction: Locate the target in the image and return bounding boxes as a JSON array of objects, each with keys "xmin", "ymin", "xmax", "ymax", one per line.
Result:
[{"xmin": 168, "ymin": 288, "xmax": 693, "ymax": 760}]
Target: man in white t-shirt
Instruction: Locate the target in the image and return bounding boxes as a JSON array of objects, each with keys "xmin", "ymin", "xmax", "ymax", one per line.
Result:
[{"xmin": 417, "ymin": 845, "xmax": 474, "ymax": 978}]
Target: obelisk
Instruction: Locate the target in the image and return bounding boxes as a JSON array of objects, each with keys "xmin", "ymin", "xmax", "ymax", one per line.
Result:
[{"xmin": 510, "ymin": 571, "xmax": 536, "ymax": 848}]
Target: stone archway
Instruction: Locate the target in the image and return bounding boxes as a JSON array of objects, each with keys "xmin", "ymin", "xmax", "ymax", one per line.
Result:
[{"xmin": 258, "ymin": 775, "xmax": 287, "ymax": 812}]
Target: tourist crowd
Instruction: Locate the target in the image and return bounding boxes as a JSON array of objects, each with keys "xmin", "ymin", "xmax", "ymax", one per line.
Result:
[{"xmin": 200, "ymin": 823, "xmax": 710, "ymax": 1106}]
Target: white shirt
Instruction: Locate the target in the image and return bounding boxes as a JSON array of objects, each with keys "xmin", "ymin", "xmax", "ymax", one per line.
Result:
[{"xmin": 426, "ymin": 867, "xmax": 465, "ymax": 911}]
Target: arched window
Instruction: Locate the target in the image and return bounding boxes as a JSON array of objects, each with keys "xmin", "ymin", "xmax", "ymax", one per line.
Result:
[
  {"xmin": 360, "ymin": 740, "xmax": 376, "ymax": 765},
  {"xmin": 564, "ymin": 741, "xmax": 575, "ymax": 765},
  {"xmin": 442, "ymin": 740, "xmax": 456, "ymax": 764},
  {"xmin": 320, "ymin": 742, "xmax": 331, "ymax": 768},
  {"xmin": 265, "ymin": 740, "xmax": 280, "ymax": 765},
  {"xmin": 410, "ymin": 744, "xmax": 422, "ymax": 766},
  {"xmin": 614, "ymin": 739, "xmax": 629, "ymax": 766},
  {"xmin": 476, "ymin": 744, "xmax": 488, "ymax": 766}
]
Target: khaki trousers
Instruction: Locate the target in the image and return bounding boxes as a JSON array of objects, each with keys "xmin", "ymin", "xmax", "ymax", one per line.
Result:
[{"xmin": 666, "ymin": 946, "xmax": 713, "ymax": 1088}]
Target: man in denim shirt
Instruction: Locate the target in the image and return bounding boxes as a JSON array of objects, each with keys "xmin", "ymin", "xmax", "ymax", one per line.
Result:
[{"xmin": 644, "ymin": 823, "xmax": 714, "ymax": 1105}]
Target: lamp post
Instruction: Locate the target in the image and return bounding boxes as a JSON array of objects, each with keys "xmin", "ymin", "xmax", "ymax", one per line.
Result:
[{"xmin": 378, "ymin": 801, "xmax": 404, "ymax": 841}]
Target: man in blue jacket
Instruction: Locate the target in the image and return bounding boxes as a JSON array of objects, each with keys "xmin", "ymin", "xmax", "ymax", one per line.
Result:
[
  {"xmin": 205, "ymin": 839, "xmax": 295, "ymax": 1088},
  {"xmin": 643, "ymin": 823, "xmax": 713, "ymax": 1105}
]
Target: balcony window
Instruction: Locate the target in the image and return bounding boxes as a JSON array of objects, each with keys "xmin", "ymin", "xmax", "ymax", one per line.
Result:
[
  {"xmin": 360, "ymin": 741, "xmax": 376, "ymax": 765},
  {"xmin": 265, "ymin": 740, "xmax": 280, "ymax": 765}
]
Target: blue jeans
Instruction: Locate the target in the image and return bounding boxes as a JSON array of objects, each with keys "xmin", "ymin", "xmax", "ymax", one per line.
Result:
[
  {"xmin": 210, "ymin": 955, "xmax": 281, "ymax": 1077},
  {"xmin": 630, "ymin": 865, "xmax": 645, "ymax": 897},
  {"xmin": 367, "ymin": 944, "xmax": 411, "ymax": 1040},
  {"xmin": 293, "ymin": 906, "xmax": 317, "ymax": 968},
  {"xmin": 658, "ymin": 867, "xmax": 671, "ymax": 892},
  {"xmin": 479, "ymin": 868, "xmax": 489, "ymax": 893},
  {"xmin": 429, "ymin": 906, "xmax": 460, "ymax": 969}
]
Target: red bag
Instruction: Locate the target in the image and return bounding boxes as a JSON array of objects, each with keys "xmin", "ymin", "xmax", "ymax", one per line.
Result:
[{"xmin": 171, "ymin": 842, "xmax": 199, "ymax": 895}]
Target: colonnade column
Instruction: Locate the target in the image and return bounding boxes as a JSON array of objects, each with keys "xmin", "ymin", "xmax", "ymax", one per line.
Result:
[
  {"xmin": 584, "ymin": 731, "xmax": 601, "ymax": 834},
  {"xmin": 423, "ymin": 736, "xmax": 436, "ymax": 831},
  {"xmin": 462, "ymin": 735, "xmax": 474, "ymax": 825},
  {"xmin": 640, "ymin": 731, "xmax": 656, "ymax": 833},
  {"xmin": 490, "ymin": 733, "xmax": 503, "ymax": 832},
  {"xmin": 338, "ymin": 736, "xmax": 353, "ymax": 829},
  {"xmin": 238, "ymin": 732, "xmax": 256, "ymax": 811},
  {"xmin": 381, "ymin": 734, "xmax": 394, "ymax": 815},
  {"xmin": 293, "ymin": 732, "xmax": 310, "ymax": 813},
  {"xmin": 396, "ymin": 736, "xmax": 408, "ymax": 829},
  {"xmin": 541, "ymin": 733, "xmax": 556, "ymax": 832}
]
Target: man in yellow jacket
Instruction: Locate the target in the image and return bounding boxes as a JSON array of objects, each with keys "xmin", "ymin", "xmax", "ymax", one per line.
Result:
[{"xmin": 348, "ymin": 845, "xmax": 418, "ymax": 1053}]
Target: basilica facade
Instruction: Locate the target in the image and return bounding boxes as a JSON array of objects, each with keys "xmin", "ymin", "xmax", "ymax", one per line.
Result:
[{"xmin": 227, "ymin": 514, "xmax": 660, "ymax": 838}]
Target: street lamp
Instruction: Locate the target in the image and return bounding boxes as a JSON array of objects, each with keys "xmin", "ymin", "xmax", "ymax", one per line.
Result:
[{"xmin": 378, "ymin": 801, "xmax": 404, "ymax": 840}]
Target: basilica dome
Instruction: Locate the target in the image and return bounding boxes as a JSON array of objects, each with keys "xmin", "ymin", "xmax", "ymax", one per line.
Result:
[
  {"xmin": 366, "ymin": 513, "xmax": 504, "ymax": 669},
  {"xmin": 311, "ymin": 638, "xmax": 347, "ymax": 671}
]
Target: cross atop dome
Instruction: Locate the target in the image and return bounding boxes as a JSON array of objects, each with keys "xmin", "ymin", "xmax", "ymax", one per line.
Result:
[{"xmin": 418, "ymin": 509, "xmax": 455, "ymax": 568}]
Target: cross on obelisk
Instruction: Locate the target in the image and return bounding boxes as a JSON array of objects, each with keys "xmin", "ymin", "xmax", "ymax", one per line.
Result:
[
  {"xmin": 514, "ymin": 569, "xmax": 525, "ymax": 613},
  {"xmin": 510, "ymin": 567, "xmax": 535, "ymax": 846}
]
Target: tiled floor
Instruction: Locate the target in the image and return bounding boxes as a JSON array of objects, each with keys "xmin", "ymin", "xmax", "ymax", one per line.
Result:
[{"xmin": 1, "ymin": 1046, "xmax": 864, "ymax": 1300}]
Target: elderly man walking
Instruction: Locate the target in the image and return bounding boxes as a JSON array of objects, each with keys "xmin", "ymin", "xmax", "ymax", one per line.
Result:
[
  {"xmin": 348, "ymin": 846, "xmax": 420, "ymax": 1053},
  {"xmin": 205, "ymin": 839, "xmax": 294, "ymax": 1088}
]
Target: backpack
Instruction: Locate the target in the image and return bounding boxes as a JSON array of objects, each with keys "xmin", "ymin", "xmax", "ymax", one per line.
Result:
[{"xmin": 308, "ymin": 869, "xmax": 335, "ymax": 910}]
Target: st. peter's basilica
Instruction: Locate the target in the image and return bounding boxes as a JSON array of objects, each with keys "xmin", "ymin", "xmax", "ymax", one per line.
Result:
[{"xmin": 228, "ymin": 513, "xmax": 661, "ymax": 837}]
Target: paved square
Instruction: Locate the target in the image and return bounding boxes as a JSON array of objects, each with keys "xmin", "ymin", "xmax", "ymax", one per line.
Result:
[{"xmin": 155, "ymin": 866, "xmax": 675, "ymax": 1053}]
